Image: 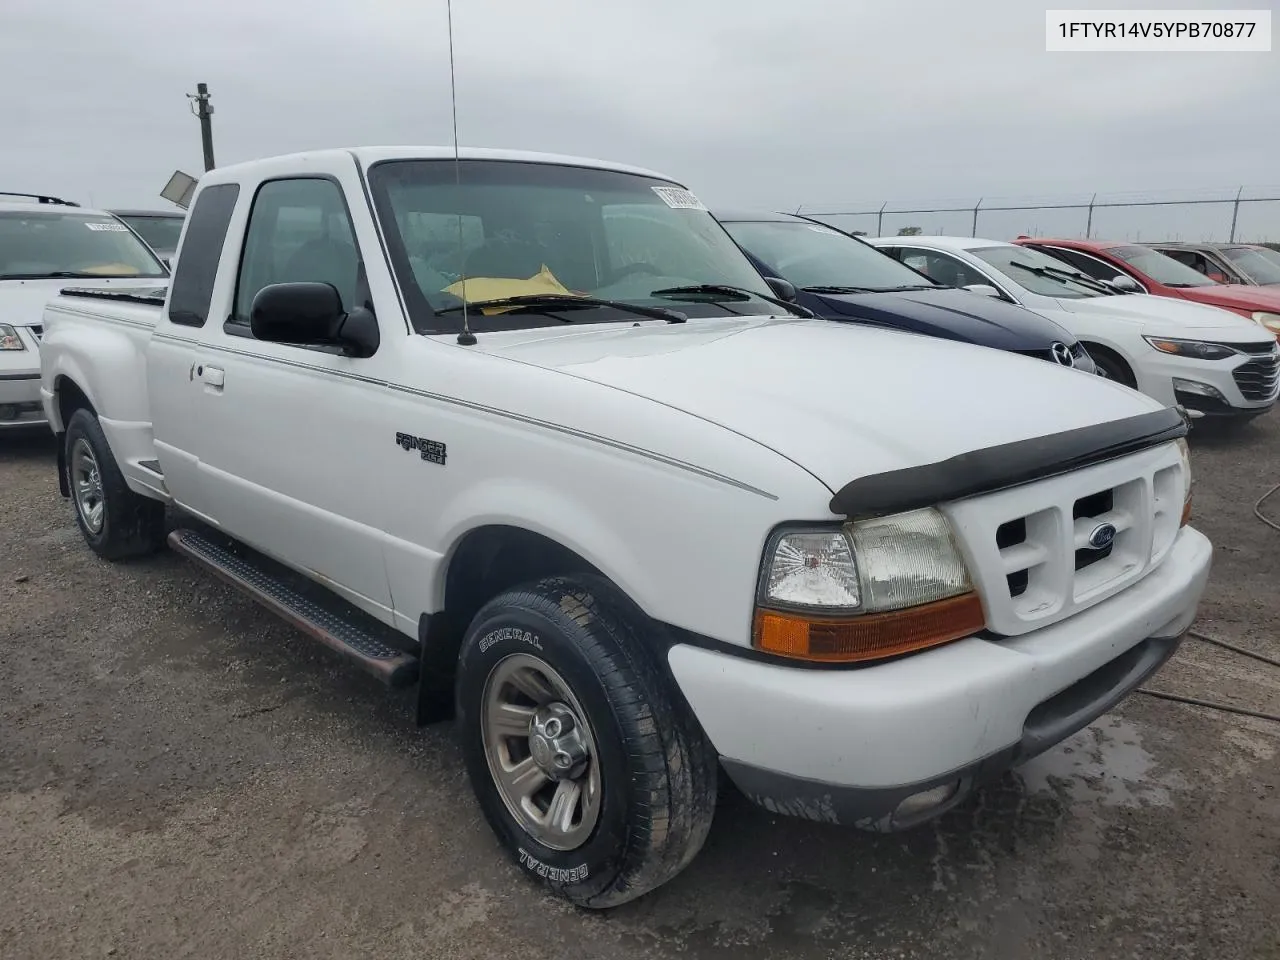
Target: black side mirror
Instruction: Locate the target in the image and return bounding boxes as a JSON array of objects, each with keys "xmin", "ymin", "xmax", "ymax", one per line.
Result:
[
  {"xmin": 764, "ymin": 276, "xmax": 799, "ymax": 303},
  {"xmin": 249, "ymin": 282, "xmax": 379, "ymax": 357}
]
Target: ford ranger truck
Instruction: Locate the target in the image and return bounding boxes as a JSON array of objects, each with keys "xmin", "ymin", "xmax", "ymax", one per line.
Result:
[{"xmin": 39, "ymin": 147, "xmax": 1210, "ymax": 908}]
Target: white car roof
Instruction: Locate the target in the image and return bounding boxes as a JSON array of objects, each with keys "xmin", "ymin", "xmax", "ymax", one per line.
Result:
[
  {"xmin": 867, "ymin": 235, "xmax": 1014, "ymax": 252},
  {"xmin": 203, "ymin": 146, "xmax": 683, "ymax": 188},
  {"xmin": 0, "ymin": 198, "xmax": 114, "ymax": 218}
]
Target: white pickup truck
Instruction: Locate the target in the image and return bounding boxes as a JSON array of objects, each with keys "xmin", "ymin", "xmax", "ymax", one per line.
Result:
[{"xmin": 40, "ymin": 146, "xmax": 1211, "ymax": 907}]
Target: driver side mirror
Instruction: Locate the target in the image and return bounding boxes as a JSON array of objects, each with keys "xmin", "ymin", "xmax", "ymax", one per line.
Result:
[
  {"xmin": 1105, "ymin": 275, "xmax": 1142, "ymax": 294},
  {"xmin": 250, "ymin": 282, "xmax": 379, "ymax": 357},
  {"xmin": 962, "ymin": 283, "xmax": 1003, "ymax": 298},
  {"xmin": 763, "ymin": 276, "xmax": 799, "ymax": 302}
]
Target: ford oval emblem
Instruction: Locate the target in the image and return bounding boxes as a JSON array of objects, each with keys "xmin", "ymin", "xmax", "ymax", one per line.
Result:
[{"xmin": 1087, "ymin": 522, "xmax": 1117, "ymax": 550}]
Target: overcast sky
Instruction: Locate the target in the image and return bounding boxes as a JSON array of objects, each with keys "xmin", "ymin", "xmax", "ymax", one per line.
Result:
[{"xmin": 3, "ymin": 0, "xmax": 1278, "ymax": 240}]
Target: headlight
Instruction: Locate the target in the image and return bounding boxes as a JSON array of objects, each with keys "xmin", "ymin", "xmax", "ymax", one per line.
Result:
[
  {"xmin": 1250, "ymin": 311, "xmax": 1280, "ymax": 335},
  {"xmin": 1143, "ymin": 336, "xmax": 1237, "ymax": 361},
  {"xmin": 1175, "ymin": 437, "xmax": 1192, "ymax": 526},
  {"xmin": 0, "ymin": 324, "xmax": 26, "ymax": 351},
  {"xmin": 754, "ymin": 508, "xmax": 985, "ymax": 663}
]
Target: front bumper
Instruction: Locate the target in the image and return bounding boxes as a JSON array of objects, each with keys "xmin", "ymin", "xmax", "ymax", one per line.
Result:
[
  {"xmin": 0, "ymin": 328, "xmax": 47, "ymax": 430},
  {"xmin": 669, "ymin": 525, "xmax": 1211, "ymax": 831},
  {"xmin": 1137, "ymin": 348, "xmax": 1279, "ymax": 417}
]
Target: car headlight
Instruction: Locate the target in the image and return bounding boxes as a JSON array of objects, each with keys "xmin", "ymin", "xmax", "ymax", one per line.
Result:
[
  {"xmin": 1175, "ymin": 437, "xmax": 1192, "ymax": 526},
  {"xmin": 754, "ymin": 508, "xmax": 986, "ymax": 663},
  {"xmin": 1250, "ymin": 311, "xmax": 1280, "ymax": 335},
  {"xmin": 0, "ymin": 324, "xmax": 26, "ymax": 351},
  {"xmin": 1143, "ymin": 336, "xmax": 1237, "ymax": 361}
]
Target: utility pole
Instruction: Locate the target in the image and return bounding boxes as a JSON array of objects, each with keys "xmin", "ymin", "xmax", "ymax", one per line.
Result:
[{"xmin": 187, "ymin": 83, "xmax": 216, "ymax": 172}]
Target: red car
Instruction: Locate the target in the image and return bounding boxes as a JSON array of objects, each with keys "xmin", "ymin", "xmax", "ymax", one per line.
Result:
[{"xmin": 1013, "ymin": 237, "xmax": 1280, "ymax": 336}]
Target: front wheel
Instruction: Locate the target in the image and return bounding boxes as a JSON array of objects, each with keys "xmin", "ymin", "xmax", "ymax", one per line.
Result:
[{"xmin": 455, "ymin": 577, "xmax": 718, "ymax": 908}]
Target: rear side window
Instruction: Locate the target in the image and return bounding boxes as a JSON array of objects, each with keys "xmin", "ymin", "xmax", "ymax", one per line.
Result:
[
  {"xmin": 232, "ymin": 177, "xmax": 359, "ymax": 325},
  {"xmin": 167, "ymin": 184, "xmax": 240, "ymax": 327}
]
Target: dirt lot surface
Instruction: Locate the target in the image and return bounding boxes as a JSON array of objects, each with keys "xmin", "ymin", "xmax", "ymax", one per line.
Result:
[{"xmin": 2, "ymin": 416, "xmax": 1278, "ymax": 960}]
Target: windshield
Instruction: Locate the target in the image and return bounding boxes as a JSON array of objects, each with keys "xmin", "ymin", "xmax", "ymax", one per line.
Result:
[
  {"xmin": 970, "ymin": 245, "xmax": 1108, "ymax": 299},
  {"xmin": 1107, "ymin": 244, "xmax": 1217, "ymax": 287},
  {"xmin": 1221, "ymin": 246, "xmax": 1280, "ymax": 285},
  {"xmin": 118, "ymin": 214, "xmax": 185, "ymax": 254},
  {"xmin": 0, "ymin": 211, "xmax": 168, "ymax": 280},
  {"xmin": 720, "ymin": 219, "xmax": 935, "ymax": 291},
  {"xmin": 367, "ymin": 159, "xmax": 779, "ymax": 333}
]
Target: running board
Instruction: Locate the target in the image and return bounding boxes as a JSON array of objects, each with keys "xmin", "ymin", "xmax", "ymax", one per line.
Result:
[{"xmin": 168, "ymin": 528, "xmax": 420, "ymax": 687}]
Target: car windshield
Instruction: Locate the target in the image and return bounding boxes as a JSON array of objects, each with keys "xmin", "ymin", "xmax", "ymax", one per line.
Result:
[
  {"xmin": 0, "ymin": 210, "xmax": 169, "ymax": 280},
  {"xmin": 366, "ymin": 159, "xmax": 781, "ymax": 333},
  {"xmin": 970, "ymin": 245, "xmax": 1108, "ymax": 299},
  {"xmin": 1220, "ymin": 246, "xmax": 1280, "ymax": 285},
  {"xmin": 1107, "ymin": 244, "xmax": 1217, "ymax": 287},
  {"xmin": 118, "ymin": 214, "xmax": 185, "ymax": 254},
  {"xmin": 719, "ymin": 219, "xmax": 935, "ymax": 291}
]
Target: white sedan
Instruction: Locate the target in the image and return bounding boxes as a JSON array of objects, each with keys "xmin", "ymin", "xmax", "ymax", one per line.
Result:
[{"xmin": 868, "ymin": 235, "xmax": 1279, "ymax": 425}]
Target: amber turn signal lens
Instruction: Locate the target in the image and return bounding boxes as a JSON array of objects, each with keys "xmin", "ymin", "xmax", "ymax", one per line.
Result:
[
  {"xmin": 753, "ymin": 592, "xmax": 987, "ymax": 664},
  {"xmin": 1181, "ymin": 494, "xmax": 1192, "ymax": 527}
]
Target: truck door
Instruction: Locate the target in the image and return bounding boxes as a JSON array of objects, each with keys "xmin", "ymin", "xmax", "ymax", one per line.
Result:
[
  {"xmin": 148, "ymin": 182, "xmax": 242, "ymax": 521},
  {"xmin": 172, "ymin": 163, "xmax": 403, "ymax": 623}
]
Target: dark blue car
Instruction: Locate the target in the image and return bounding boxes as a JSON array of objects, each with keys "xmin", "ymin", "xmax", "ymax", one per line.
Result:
[{"xmin": 716, "ymin": 210, "xmax": 1096, "ymax": 373}]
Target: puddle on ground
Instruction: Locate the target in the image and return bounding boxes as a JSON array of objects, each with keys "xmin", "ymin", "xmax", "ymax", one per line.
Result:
[{"xmin": 1015, "ymin": 715, "xmax": 1186, "ymax": 809}]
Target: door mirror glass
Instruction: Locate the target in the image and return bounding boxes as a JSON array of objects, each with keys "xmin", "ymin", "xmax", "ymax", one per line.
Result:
[
  {"xmin": 250, "ymin": 281, "xmax": 344, "ymax": 344},
  {"xmin": 764, "ymin": 276, "xmax": 798, "ymax": 302},
  {"xmin": 963, "ymin": 283, "xmax": 1002, "ymax": 298}
]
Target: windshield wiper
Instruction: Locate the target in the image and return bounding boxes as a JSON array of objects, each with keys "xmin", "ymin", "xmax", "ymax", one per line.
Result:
[
  {"xmin": 0, "ymin": 271, "xmax": 124, "ymax": 281},
  {"xmin": 802, "ymin": 284, "xmax": 879, "ymax": 294},
  {"xmin": 434, "ymin": 294, "xmax": 687, "ymax": 324},
  {"xmin": 649, "ymin": 284, "xmax": 815, "ymax": 318},
  {"xmin": 1006, "ymin": 261, "xmax": 1114, "ymax": 294}
]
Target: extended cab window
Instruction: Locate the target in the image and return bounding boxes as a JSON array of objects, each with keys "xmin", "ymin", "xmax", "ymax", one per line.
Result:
[
  {"xmin": 167, "ymin": 184, "xmax": 239, "ymax": 327},
  {"xmin": 232, "ymin": 178, "xmax": 360, "ymax": 325}
]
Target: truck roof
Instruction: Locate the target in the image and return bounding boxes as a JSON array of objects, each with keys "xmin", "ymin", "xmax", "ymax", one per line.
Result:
[{"xmin": 198, "ymin": 146, "xmax": 683, "ymax": 187}]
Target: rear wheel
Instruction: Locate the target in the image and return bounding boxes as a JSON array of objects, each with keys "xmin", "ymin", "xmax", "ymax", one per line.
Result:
[
  {"xmin": 64, "ymin": 408, "xmax": 166, "ymax": 560},
  {"xmin": 455, "ymin": 576, "xmax": 718, "ymax": 908}
]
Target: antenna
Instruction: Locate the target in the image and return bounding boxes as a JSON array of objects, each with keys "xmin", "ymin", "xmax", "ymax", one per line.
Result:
[{"xmin": 446, "ymin": 0, "xmax": 476, "ymax": 346}]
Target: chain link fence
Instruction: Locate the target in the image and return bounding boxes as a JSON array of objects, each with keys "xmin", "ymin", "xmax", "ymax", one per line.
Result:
[{"xmin": 794, "ymin": 186, "xmax": 1280, "ymax": 247}]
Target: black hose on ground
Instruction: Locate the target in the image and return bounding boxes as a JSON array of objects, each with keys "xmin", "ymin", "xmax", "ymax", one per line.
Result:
[
  {"xmin": 1133, "ymin": 480, "xmax": 1280, "ymax": 723},
  {"xmin": 1137, "ymin": 689, "xmax": 1280, "ymax": 724}
]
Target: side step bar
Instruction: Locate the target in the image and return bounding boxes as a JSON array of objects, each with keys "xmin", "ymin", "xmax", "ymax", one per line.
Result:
[{"xmin": 168, "ymin": 528, "xmax": 420, "ymax": 687}]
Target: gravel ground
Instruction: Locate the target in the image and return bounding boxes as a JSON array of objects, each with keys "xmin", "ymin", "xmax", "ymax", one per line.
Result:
[{"xmin": 1, "ymin": 415, "xmax": 1278, "ymax": 960}]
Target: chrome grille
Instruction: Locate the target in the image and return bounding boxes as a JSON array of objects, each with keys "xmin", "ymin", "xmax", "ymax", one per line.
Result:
[{"xmin": 1233, "ymin": 354, "xmax": 1280, "ymax": 401}]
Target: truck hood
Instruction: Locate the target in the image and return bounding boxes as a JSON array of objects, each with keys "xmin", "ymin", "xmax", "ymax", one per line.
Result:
[
  {"xmin": 1051, "ymin": 292, "xmax": 1274, "ymax": 342},
  {"xmin": 0, "ymin": 277, "xmax": 169, "ymax": 327},
  {"xmin": 809, "ymin": 287, "xmax": 1077, "ymax": 352},
  {"xmin": 471, "ymin": 316, "xmax": 1162, "ymax": 492}
]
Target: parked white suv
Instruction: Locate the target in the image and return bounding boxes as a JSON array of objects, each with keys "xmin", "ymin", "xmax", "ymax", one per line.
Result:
[
  {"xmin": 39, "ymin": 147, "xmax": 1210, "ymax": 907},
  {"xmin": 0, "ymin": 192, "xmax": 169, "ymax": 432}
]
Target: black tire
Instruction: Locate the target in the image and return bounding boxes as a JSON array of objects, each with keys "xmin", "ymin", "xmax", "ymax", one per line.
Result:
[
  {"xmin": 455, "ymin": 576, "xmax": 718, "ymax": 908},
  {"xmin": 1087, "ymin": 345, "xmax": 1137, "ymax": 389},
  {"xmin": 63, "ymin": 408, "xmax": 166, "ymax": 560}
]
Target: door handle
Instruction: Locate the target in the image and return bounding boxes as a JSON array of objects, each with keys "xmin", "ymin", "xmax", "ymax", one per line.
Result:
[{"xmin": 198, "ymin": 364, "xmax": 225, "ymax": 390}]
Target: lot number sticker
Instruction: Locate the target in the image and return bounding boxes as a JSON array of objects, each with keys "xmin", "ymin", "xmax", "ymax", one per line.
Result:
[
  {"xmin": 85, "ymin": 221, "xmax": 129, "ymax": 232},
  {"xmin": 652, "ymin": 186, "xmax": 707, "ymax": 210}
]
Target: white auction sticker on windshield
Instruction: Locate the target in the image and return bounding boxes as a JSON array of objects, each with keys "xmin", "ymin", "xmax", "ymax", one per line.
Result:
[
  {"xmin": 806, "ymin": 224, "xmax": 842, "ymax": 235},
  {"xmin": 652, "ymin": 186, "xmax": 707, "ymax": 210},
  {"xmin": 84, "ymin": 221, "xmax": 129, "ymax": 232}
]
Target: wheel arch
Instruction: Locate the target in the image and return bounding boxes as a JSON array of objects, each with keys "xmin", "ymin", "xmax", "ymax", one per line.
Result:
[{"xmin": 416, "ymin": 524, "xmax": 645, "ymax": 724}]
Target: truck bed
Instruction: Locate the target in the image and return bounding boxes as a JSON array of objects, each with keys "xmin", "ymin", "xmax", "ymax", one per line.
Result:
[{"xmin": 41, "ymin": 289, "xmax": 169, "ymax": 502}]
